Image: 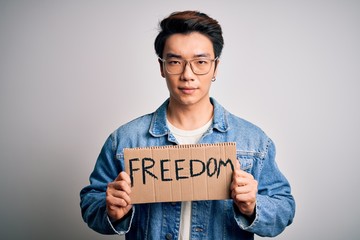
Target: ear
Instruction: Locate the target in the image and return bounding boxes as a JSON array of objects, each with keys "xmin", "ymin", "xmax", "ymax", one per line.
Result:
[
  {"xmin": 213, "ymin": 59, "xmax": 220, "ymax": 78},
  {"xmin": 158, "ymin": 58, "xmax": 165, "ymax": 78}
]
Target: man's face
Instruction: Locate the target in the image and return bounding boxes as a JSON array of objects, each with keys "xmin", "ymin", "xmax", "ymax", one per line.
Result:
[{"xmin": 159, "ymin": 32, "xmax": 218, "ymax": 107}]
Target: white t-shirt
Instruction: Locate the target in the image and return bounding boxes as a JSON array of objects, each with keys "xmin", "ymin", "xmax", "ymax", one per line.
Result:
[{"xmin": 167, "ymin": 118, "xmax": 213, "ymax": 240}]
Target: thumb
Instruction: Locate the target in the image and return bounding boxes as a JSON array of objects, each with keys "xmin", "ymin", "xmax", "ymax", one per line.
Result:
[
  {"xmin": 232, "ymin": 160, "xmax": 241, "ymax": 177},
  {"xmin": 235, "ymin": 160, "xmax": 241, "ymax": 170},
  {"xmin": 115, "ymin": 171, "xmax": 131, "ymax": 185}
]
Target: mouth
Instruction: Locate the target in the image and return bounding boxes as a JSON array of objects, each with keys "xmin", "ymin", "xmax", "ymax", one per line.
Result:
[{"xmin": 179, "ymin": 87, "xmax": 197, "ymax": 94}]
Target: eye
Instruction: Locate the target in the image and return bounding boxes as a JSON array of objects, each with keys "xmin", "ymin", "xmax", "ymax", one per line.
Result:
[
  {"xmin": 195, "ymin": 59, "xmax": 210, "ymax": 65},
  {"xmin": 167, "ymin": 59, "xmax": 182, "ymax": 65}
]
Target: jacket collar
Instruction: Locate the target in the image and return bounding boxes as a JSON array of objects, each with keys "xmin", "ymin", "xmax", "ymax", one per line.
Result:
[{"xmin": 149, "ymin": 97, "xmax": 230, "ymax": 137}]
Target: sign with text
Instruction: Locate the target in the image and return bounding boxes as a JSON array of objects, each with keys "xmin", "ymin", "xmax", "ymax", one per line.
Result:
[{"xmin": 124, "ymin": 142, "xmax": 236, "ymax": 204}]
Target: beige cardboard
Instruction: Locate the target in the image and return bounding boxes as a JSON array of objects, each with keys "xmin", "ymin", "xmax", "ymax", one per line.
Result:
[{"xmin": 124, "ymin": 142, "xmax": 236, "ymax": 204}]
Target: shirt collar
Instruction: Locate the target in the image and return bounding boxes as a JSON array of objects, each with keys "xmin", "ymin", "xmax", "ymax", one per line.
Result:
[{"xmin": 149, "ymin": 97, "xmax": 230, "ymax": 137}]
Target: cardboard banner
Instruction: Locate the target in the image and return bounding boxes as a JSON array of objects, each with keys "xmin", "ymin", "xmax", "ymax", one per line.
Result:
[{"xmin": 124, "ymin": 142, "xmax": 236, "ymax": 204}]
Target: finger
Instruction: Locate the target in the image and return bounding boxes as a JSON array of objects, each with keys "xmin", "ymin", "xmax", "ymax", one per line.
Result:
[
  {"xmin": 112, "ymin": 192, "xmax": 132, "ymax": 207},
  {"xmin": 123, "ymin": 203, "xmax": 133, "ymax": 214},
  {"xmin": 232, "ymin": 184, "xmax": 253, "ymax": 195},
  {"xmin": 233, "ymin": 175, "xmax": 254, "ymax": 185},
  {"xmin": 231, "ymin": 177, "xmax": 258, "ymax": 193},
  {"xmin": 115, "ymin": 171, "xmax": 131, "ymax": 184},
  {"xmin": 230, "ymin": 177, "xmax": 245, "ymax": 190},
  {"xmin": 233, "ymin": 186, "xmax": 258, "ymax": 201},
  {"xmin": 107, "ymin": 188, "xmax": 133, "ymax": 208},
  {"xmin": 231, "ymin": 173, "xmax": 243, "ymax": 191},
  {"xmin": 106, "ymin": 198, "xmax": 133, "ymax": 222},
  {"xmin": 111, "ymin": 188, "xmax": 132, "ymax": 204},
  {"xmin": 231, "ymin": 180, "xmax": 247, "ymax": 192},
  {"xmin": 114, "ymin": 180, "xmax": 132, "ymax": 194},
  {"xmin": 108, "ymin": 182, "xmax": 132, "ymax": 198},
  {"xmin": 231, "ymin": 175, "xmax": 248, "ymax": 190},
  {"xmin": 233, "ymin": 170, "xmax": 254, "ymax": 180},
  {"xmin": 233, "ymin": 191, "xmax": 257, "ymax": 205}
]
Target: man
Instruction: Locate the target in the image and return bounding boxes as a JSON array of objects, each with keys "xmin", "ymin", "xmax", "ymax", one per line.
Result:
[{"xmin": 80, "ymin": 11, "xmax": 295, "ymax": 239}]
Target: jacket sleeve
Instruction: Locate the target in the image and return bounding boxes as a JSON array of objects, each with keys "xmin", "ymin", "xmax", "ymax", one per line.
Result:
[
  {"xmin": 234, "ymin": 139, "xmax": 296, "ymax": 237},
  {"xmin": 79, "ymin": 133, "xmax": 133, "ymax": 235}
]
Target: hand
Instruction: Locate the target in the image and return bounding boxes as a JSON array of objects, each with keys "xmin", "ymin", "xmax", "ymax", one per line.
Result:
[
  {"xmin": 230, "ymin": 161, "xmax": 258, "ymax": 217},
  {"xmin": 106, "ymin": 171, "xmax": 133, "ymax": 222}
]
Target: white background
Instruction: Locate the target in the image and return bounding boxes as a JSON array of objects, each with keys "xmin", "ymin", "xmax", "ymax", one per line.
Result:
[{"xmin": 1, "ymin": 0, "xmax": 359, "ymax": 239}]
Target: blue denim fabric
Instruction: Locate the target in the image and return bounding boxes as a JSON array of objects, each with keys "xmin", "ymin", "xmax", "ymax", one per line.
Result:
[{"xmin": 80, "ymin": 98, "xmax": 295, "ymax": 240}]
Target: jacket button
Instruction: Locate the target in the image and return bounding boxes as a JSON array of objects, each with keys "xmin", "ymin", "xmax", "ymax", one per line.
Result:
[
  {"xmin": 194, "ymin": 227, "xmax": 204, "ymax": 232},
  {"xmin": 165, "ymin": 233, "xmax": 173, "ymax": 240}
]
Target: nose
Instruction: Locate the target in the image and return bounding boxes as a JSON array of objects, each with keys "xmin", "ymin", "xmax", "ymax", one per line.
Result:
[{"xmin": 181, "ymin": 61, "xmax": 195, "ymax": 81}]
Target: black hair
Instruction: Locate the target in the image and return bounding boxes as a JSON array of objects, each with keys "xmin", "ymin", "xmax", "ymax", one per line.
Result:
[{"xmin": 154, "ymin": 11, "xmax": 224, "ymax": 58}]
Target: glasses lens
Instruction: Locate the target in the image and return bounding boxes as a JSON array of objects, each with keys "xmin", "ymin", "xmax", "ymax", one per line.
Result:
[
  {"xmin": 190, "ymin": 59, "xmax": 212, "ymax": 74},
  {"xmin": 165, "ymin": 59, "xmax": 183, "ymax": 74},
  {"xmin": 164, "ymin": 58, "xmax": 214, "ymax": 75}
]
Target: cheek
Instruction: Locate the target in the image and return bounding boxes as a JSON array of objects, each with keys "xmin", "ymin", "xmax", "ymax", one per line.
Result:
[
  {"xmin": 200, "ymin": 76, "xmax": 213, "ymax": 88},
  {"xmin": 165, "ymin": 77, "xmax": 176, "ymax": 91}
]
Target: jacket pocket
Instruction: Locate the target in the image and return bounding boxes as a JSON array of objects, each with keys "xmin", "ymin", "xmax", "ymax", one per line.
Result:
[{"xmin": 236, "ymin": 151, "xmax": 255, "ymax": 173}]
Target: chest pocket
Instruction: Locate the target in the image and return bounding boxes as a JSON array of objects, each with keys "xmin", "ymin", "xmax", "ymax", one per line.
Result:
[{"xmin": 236, "ymin": 151, "xmax": 255, "ymax": 174}]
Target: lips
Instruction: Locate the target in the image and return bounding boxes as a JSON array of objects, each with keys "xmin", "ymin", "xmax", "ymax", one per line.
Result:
[{"xmin": 179, "ymin": 87, "xmax": 197, "ymax": 94}]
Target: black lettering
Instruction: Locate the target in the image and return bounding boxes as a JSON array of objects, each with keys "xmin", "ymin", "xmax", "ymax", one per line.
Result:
[
  {"xmin": 190, "ymin": 159, "xmax": 205, "ymax": 177},
  {"xmin": 217, "ymin": 158, "xmax": 235, "ymax": 178},
  {"xmin": 206, "ymin": 157, "xmax": 217, "ymax": 177},
  {"xmin": 129, "ymin": 158, "xmax": 140, "ymax": 187},
  {"xmin": 175, "ymin": 159, "xmax": 188, "ymax": 180},
  {"xmin": 160, "ymin": 159, "xmax": 173, "ymax": 181},
  {"xmin": 142, "ymin": 157, "xmax": 158, "ymax": 184}
]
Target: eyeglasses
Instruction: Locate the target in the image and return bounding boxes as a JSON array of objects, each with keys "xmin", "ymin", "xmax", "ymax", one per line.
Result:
[{"xmin": 159, "ymin": 57, "xmax": 218, "ymax": 75}]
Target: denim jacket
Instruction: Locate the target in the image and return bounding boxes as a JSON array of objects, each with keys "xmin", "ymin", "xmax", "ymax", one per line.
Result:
[{"xmin": 80, "ymin": 98, "xmax": 295, "ymax": 240}]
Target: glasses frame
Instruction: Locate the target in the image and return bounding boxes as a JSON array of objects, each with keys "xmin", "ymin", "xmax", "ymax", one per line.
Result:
[{"xmin": 159, "ymin": 57, "xmax": 218, "ymax": 75}]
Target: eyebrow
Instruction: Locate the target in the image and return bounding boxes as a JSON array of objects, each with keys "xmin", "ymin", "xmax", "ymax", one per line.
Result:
[
  {"xmin": 165, "ymin": 53, "xmax": 182, "ymax": 59},
  {"xmin": 165, "ymin": 53, "xmax": 212, "ymax": 59}
]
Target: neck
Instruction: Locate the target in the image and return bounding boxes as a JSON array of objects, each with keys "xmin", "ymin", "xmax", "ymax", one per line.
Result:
[{"xmin": 167, "ymin": 98, "xmax": 214, "ymax": 130}]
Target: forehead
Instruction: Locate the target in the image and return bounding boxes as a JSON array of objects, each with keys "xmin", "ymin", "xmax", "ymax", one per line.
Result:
[{"xmin": 163, "ymin": 32, "xmax": 214, "ymax": 58}]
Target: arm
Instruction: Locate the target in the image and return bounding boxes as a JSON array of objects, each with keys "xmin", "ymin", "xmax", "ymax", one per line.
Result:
[
  {"xmin": 80, "ymin": 134, "xmax": 134, "ymax": 235},
  {"xmin": 232, "ymin": 140, "xmax": 295, "ymax": 237}
]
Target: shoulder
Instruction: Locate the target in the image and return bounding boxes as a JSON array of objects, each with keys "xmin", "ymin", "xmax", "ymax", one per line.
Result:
[
  {"xmin": 212, "ymin": 98, "xmax": 270, "ymax": 143},
  {"xmin": 113, "ymin": 113, "xmax": 153, "ymax": 136},
  {"xmin": 108, "ymin": 112, "xmax": 154, "ymax": 146},
  {"xmin": 229, "ymin": 113, "xmax": 266, "ymax": 137},
  {"xmin": 227, "ymin": 111, "xmax": 273, "ymax": 155}
]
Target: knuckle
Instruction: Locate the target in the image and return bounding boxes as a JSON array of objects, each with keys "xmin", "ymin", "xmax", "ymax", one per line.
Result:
[
  {"xmin": 119, "ymin": 180, "xmax": 129, "ymax": 190},
  {"xmin": 106, "ymin": 195, "xmax": 113, "ymax": 204},
  {"xmin": 120, "ymin": 198, "xmax": 128, "ymax": 207}
]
